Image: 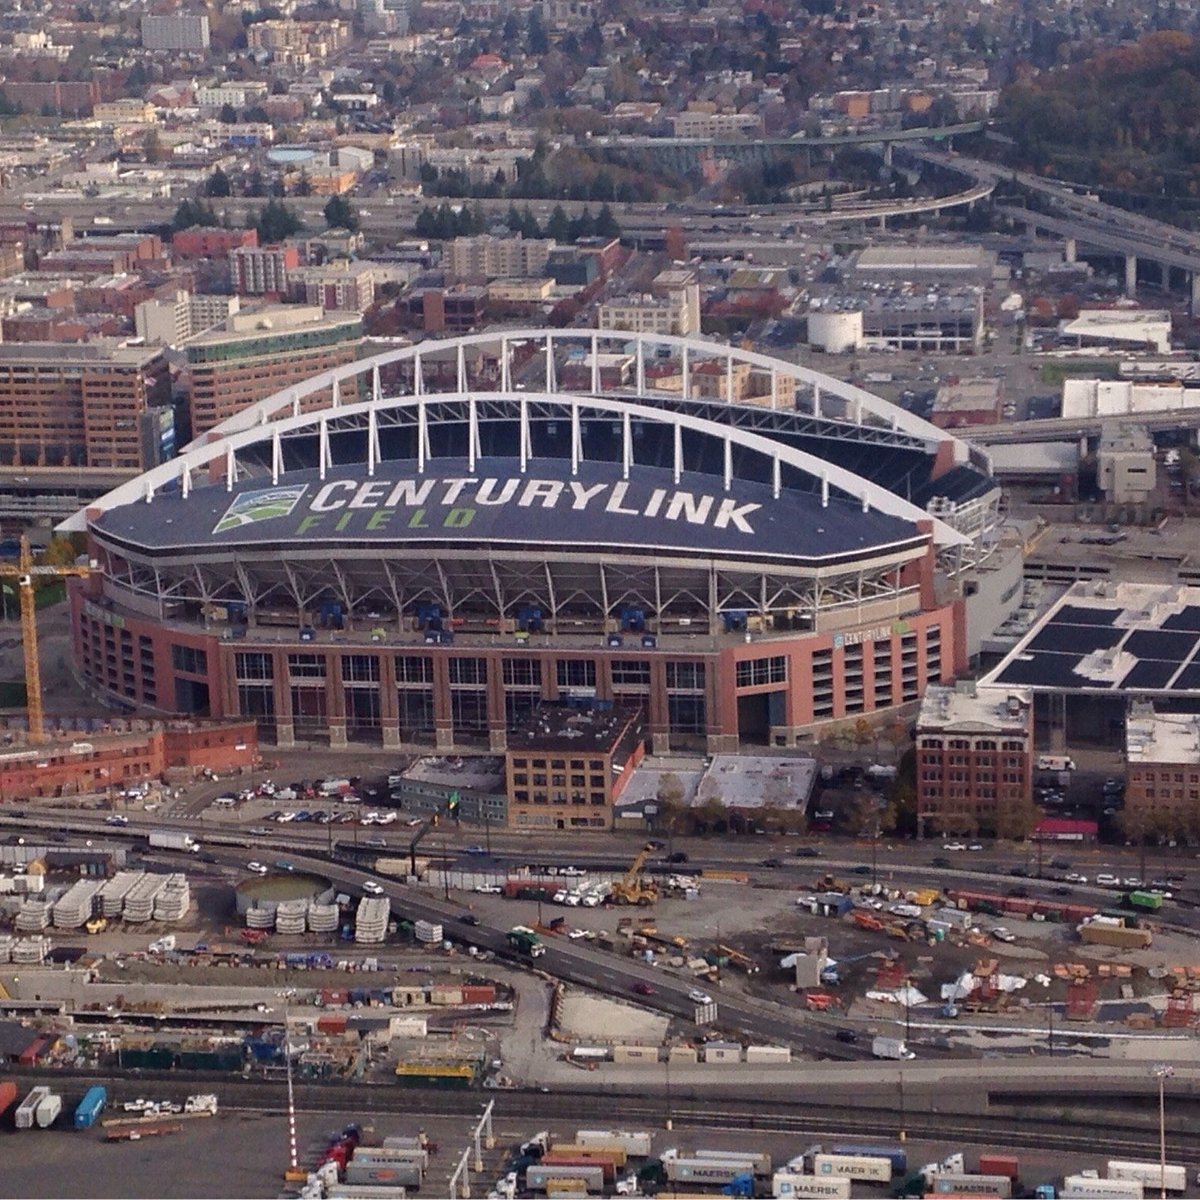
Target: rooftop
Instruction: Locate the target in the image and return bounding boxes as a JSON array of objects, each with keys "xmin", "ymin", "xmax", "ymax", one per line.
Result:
[
  {"xmin": 0, "ymin": 340, "xmax": 161, "ymax": 366},
  {"xmin": 934, "ymin": 378, "xmax": 1002, "ymax": 413},
  {"xmin": 1126, "ymin": 703, "xmax": 1200, "ymax": 766},
  {"xmin": 507, "ymin": 704, "xmax": 643, "ymax": 754},
  {"xmin": 694, "ymin": 754, "xmax": 817, "ymax": 810},
  {"xmin": 853, "ymin": 245, "xmax": 994, "ymax": 273},
  {"xmin": 917, "ymin": 681, "xmax": 1032, "ymax": 734}
]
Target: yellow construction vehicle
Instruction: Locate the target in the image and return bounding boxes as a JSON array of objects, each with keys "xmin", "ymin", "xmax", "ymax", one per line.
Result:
[
  {"xmin": 610, "ymin": 849, "xmax": 659, "ymax": 906},
  {"xmin": 0, "ymin": 537, "xmax": 89, "ymax": 744}
]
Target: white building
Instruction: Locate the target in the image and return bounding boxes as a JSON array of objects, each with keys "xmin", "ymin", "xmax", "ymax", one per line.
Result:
[
  {"xmin": 1059, "ymin": 308, "xmax": 1171, "ymax": 355},
  {"xmin": 135, "ymin": 291, "xmax": 240, "ymax": 346}
]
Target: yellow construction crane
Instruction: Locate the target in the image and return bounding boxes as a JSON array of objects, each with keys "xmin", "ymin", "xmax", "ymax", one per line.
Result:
[
  {"xmin": 610, "ymin": 848, "xmax": 659, "ymax": 906},
  {"xmin": 0, "ymin": 536, "xmax": 89, "ymax": 744}
]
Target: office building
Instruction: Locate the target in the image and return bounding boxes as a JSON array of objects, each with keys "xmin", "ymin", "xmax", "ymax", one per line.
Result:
[
  {"xmin": 444, "ymin": 235, "xmax": 556, "ymax": 280},
  {"xmin": 229, "ymin": 244, "xmax": 300, "ymax": 299},
  {"xmin": 141, "ymin": 14, "xmax": 211, "ymax": 52},
  {"xmin": 1125, "ymin": 703, "xmax": 1200, "ymax": 824}
]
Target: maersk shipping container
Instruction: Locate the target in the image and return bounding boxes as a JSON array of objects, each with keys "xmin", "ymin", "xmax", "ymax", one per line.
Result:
[
  {"xmin": 73, "ymin": 1086, "xmax": 107, "ymax": 1129},
  {"xmin": 930, "ymin": 1173, "xmax": 1013, "ymax": 1197},
  {"xmin": 694, "ymin": 1148, "xmax": 772, "ymax": 1176},
  {"xmin": 830, "ymin": 1144, "xmax": 907, "ymax": 1174},
  {"xmin": 772, "ymin": 1171, "xmax": 852, "ymax": 1199},
  {"xmin": 664, "ymin": 1157, "xmax": 755, "ymax": 1186},
  {"xmin": 812, "ymin": 1153, "xmax": 893, "ymax": 1183}
]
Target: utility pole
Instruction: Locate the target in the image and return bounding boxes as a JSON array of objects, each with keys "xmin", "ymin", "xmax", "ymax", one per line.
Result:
[{"xmin": 1154, "ymin": 1064, "xmax": 1174, "ymax": 1200}]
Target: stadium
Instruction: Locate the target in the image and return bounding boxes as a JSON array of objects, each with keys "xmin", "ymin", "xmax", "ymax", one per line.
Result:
[{"xmin": 62, "ymin": 329, "xmax": 1007, "ymax": 757}]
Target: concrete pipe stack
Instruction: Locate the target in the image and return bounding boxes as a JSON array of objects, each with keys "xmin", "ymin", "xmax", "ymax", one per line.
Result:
[
  {"xmin": 52, "ymin": 880, "xmax": 103, "ymax": 929},
  {"xmin": 245, "ymin": 905, "xmax": 274, "ymax": 930},
  {"xmin": 306, "ymin": 903, "xmax": 339, "ymax": 934},
  {"xmin": 354, "ymin": 896, "xmax": 390, "ymax": 944},
  {"xmin": 14, "ymin": 900, "xmax": 50, "ymax": 932},
  {"xmin": 274, "ymin": 899, "xmax": 308, "ymax": 935},
  {"xmin": 11, "ymin": 937, "xmax": 49, "ymax": 963},
  {"xmin": 99, "ymin": 872, "xmax": 143, "ymax": 918},
  {"xmin": 153, "ymin": 875, "xmax": 191, "ymax": 922},
  {"xmin": 414, "ymin": 920, "xmax": 443, "ymax": 946},
  {"xmin": 123, "ymin": 875, "xmax": 167, "ymax": 923}
]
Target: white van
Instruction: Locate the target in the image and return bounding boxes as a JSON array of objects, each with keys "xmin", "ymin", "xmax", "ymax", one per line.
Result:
[
  {"xmin": 319, "ymin": 778, "xmax": 351, "ymax": 796},
  {"xmin": 1037, "ymin": 755, "xmax": 1076, "ymax": 772}
]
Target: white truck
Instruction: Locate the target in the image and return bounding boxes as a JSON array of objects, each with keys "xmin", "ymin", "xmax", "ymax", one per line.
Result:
[
  {"xmin": 148, "ymin": 831, "xmax": 200, "ymax": 853},
  {"xmin": 1106, "ymin": 1161, "xmax": 1185, "ymax": 1194},
  {"xmin": 871, "ymin": 1036, "xmax": 915, "ymax": 1060}
]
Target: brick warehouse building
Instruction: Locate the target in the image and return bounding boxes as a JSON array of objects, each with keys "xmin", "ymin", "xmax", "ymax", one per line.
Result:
[{"xmin": 62, "ymin": 331, "xmax": 1006, "ymax": 770}]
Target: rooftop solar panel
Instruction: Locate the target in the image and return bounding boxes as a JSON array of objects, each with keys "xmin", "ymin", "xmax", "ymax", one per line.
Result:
[
  {"xmin": 1053, "ymin": 605, "xmax": 1119, "ymax": 626},
  {"xmin": 1121, "ymin": 660, "xmax": 1180, "ymax": 690},
  {"xmin": 1123, "ymin": 629, "xmax": 1200, "ymax": 662},
  {"xmin": 1163, "ymin": 606, "xmax": 1200, "ymax": 632},
  {"xmin": 1028, "ymin": 624, "xmax": 1124, "ymax": 654},
  {"xmin": 994, "ymin": 652, "xmax": 1084, "ymax": 687},
  {"xmin": 1171, "ymin": 663, "xmax": 1200, "ymax": 692}
]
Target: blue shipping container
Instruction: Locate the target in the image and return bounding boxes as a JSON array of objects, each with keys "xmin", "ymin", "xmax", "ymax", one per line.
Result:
[{"xmin": 74, "ymin": 1085, "xmax": 107, "ymax": 1129}]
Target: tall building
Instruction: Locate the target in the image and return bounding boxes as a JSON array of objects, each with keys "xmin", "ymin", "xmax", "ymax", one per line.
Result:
[
  {"xmin": 290, "ymin": 261, "xmax": 376, "ymax": 312},
  {"xmin": 915, "ymin": 682, "xmax": 1033, "ymax": 837},
  {"xmin": 0, "ymin": 342, "xmax": 171, "ymax": 470},
  {"xmin": 229, "ymin": 244, "xmax": 300, "ymax": 299},
  {"xmin": 598, "ymin": 270, "xmax": 701, "ymax": 337},
  {"xmin": 135, "ymin": 291, "xmax": 240, "ymax": 346},
  {"xmin": 141, "ymin": 13, "xmax": 211, "ymax": 51},
  {"xmin": 183, "ymin": 306, "xmax": 363, "ymax": 436}
]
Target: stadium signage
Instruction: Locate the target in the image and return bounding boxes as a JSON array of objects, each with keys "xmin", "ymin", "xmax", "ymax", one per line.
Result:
[{"xmin": 214, "ymin": 476, "xmax": 764, "ymax": 538}]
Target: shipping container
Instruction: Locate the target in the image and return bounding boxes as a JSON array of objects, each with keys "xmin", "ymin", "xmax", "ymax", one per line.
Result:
[
  {"xmin": 549, "ymin": 1144, "xmax": 627, "ymax": 1168},
  {"xmin": 34, "ymin": 1093, "xmax": 61, "ymax": 1129},
  {"xmin": 575, "ymin": 1130, "xmax": 653, "ymax": 1157},
  {"xmin": 73, "ymin": 1086, "xmax": 107, "ymax": 1130},
  {"xmin": 812, "ymin": 1154, "xmax": 893, "ymax": 1183},
  {"xmin": 539, "ymin": 1155, "xmax": 616, "ymax": 1183},
  {"xmin": 1061, "ymin": 1177, "xmax": 1144, "ymax": 1199},
  {"xmin": 15, "ymin": 1087, "xmax": 49, "ymax": 1130},
  {"xmin": 977, "ymin": 1156, "xmax": 1019, "ymax": 1181},
  {"xmin": 830, "ymin": 1144, "xmax": 907, "ymax": 1174},
  {"xmin": 1127, "ymin": 891, "xmax": 1163, "ymax": 911},
  {"xmin": 353, "ymin": 1147, "xmax": 428, "ymax": 1171},
  {"xmin": 771, "ymin": 1171, "xmax": 852, "ymax": 1198},
  {"xmin": 693, "ymin": 1149, "xmax": 772, "ymax": 1176},
  {"xmin": 343, "ymin": 1161, "xmax": 422, "ymax": 1188},
  {"xmin": 1079, "ymin": 923, "xmax": 1153, "ymax": 949},
  {"xmin": 526, "ymin": 1164, "xmax": 607, "ymax": 1193},
  {"xmin": 0, "ymin": 1080, "xmax": 18, "ymax": 1121},
  {"xmin": 663, "ymin": 1159, "xmax": 753, "ymax": 1187},
  {"xmin": 1107, "ymin": 1161, "xmax": 1186, "ymax": 1193},
  {"xmin": 327, "ymin": 1188, "xmax": 411, "ymax": 1200},
  {"xmin": 930, "ymin": 1173, "xmax": 1012, "ymax": 1197}
]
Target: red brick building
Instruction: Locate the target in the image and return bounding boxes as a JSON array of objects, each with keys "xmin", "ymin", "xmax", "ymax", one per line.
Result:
[
  {"xmin": 915, "ymin": 682, "xmax": 1034, "ymax": 836},
  {"xmin": 172, "ymin": 226, "xmax": 258, "ymax": 262}
]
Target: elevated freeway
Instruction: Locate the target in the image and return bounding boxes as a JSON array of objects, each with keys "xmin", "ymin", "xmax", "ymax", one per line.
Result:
[{"xmin": 961, "ymin": 407, "xmax": 1200, "ymax": 445}]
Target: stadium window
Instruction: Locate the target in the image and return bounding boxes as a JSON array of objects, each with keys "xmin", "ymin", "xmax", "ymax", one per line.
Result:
[
  {"xmin": 610, "ymin": 660, "xmax": 651, "ymax": 686},
  {"xmin": 396, "ymin": 654, "xmax": 434, "ymax": 684},
  {"xmin": 171, "ymin": 644, "xmax": 208, "ymax": 675},
  {"xmin": 287, "ymin": 654, "xmax": 326, "ymax": 680},
  {"xmin": 502, "ymin": 658, "xmax": 541, "ymax": 687},
  {"xmin": 735, "ymin": 655, "xmax": 787, "ymax": 688},
  {"xmin": 666, "ymin": 661, "xmax": 706, "ymax": 690},
  {"xmin": 557, "ymin": 659, "xmax": 596, "ymax": 689},
  {"xmin": 449, "ymin": 657, "xmax": 487, "ymax": 686},
  {"xmin": 235, "ymin": 652, "xmax": 273, "ymax": 681},
  {"xmin": 341, "ymin": 654, "xmax": 380, "ymax": 683}
]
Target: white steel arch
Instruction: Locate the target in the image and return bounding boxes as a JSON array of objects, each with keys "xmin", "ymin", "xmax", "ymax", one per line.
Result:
[
  {"xmin": 184, "ymin": 328, "xmax": 963, "ymax": 454},
  {"xmin": 63, "ymin": 389, "xmax": 968, "ymax": 547}
]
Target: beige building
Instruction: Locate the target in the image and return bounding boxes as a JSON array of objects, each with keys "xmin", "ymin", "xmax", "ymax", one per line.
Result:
[
  {"xmin": 444, "ymin": 235, "xmax": 556, "ymax": 279},
  {"xmin": 1098, "ymin": 424, "xmax": 1155, "ymax": 504},
  {"xmin": 488, "ymin": 277, "xmax": 555, "ymax": 303},
  {"xmin": 1126, "ymin": 702, "xmax": 1200, "ymax": 824},
  {"xmin": 598, "ymin": 268, "xmax": 700, "ymax": 338},
  {"xmin": 670, "ymin": 109, "xmax": 764, "ymax": 139},
  {"xmin": 135, "ymin": 291, "xmax": 240, "ymax": 346}
]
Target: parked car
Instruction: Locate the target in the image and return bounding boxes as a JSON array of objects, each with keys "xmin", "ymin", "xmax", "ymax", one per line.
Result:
[
  {"xmin": 794, "ymin": 846, "xmax": 821, "ymax": 858},
  {"xmin": 459, "ymin": 913, "xmax": 480, "ymax": 926},
  {"xmin": 688, "ymin": 989, "xmax": 713, "ymax": 1005},
  {"xmin": 1096, "ymin": 873, "xmax": 1121, "ymax": 887},
  {"xmin": 362, "ymin": 881, "xmax": 385, "ymax": 896},
  {"xmin": 942, "ymin": 842, "xmax": 966, "ymax": 851},
  {"xmin": 632, "ymin": 981, "xmax": 656, "ymax": 995},
  {"xmin": 991, "ymin": 926, "xmax": 1016, "ymax": 943},
  {"xmin": 246, "ymin": 862, "xmax": 268, "ymax": 876},
  {"xmin": 835, "ymin": 1029, "xmax": 859, "ymax": 1044}
]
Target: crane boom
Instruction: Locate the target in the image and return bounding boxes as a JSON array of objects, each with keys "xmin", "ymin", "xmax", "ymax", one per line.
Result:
[{"xmin": 0, "ymin": 536, "xmax": 90, "ymax": 744}]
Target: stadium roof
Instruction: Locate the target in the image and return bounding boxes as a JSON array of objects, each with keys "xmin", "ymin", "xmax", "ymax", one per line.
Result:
[
  {"xmin": 93, "ymin": 456, "xmax": 924, "ymax": 567},
  {"xmin": 982, "ymin": 581, "xmax": 1200, "ymax": 695}
]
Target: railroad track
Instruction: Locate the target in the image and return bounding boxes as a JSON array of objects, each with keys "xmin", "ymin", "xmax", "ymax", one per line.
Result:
[{"xmin": 22, "ymin": 1070, "xmax": 1191, "ymax": 1161}]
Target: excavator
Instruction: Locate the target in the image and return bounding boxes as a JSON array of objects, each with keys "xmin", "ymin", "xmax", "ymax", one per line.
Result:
[{"xmin": 609, "ymin": 849, "xmax": 659, "ymax": 906}]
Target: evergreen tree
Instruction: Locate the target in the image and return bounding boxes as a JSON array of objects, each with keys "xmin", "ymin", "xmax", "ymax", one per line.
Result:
[
  {"xmin": 323, "ymin": 193, "xmax": 359, "ymax": 231},
  {"xmin": 206, "ymin": 167, "xmax": 232, "ymax": 198}
]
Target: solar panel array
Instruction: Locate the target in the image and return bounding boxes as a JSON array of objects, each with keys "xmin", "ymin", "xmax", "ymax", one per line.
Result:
[{"xmin": 993, "ymin": 603, "xmax": 1200, "ymax": 693}]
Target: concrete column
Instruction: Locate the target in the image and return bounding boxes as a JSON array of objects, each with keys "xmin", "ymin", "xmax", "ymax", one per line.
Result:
[
  {"xmin": 1063, "ymin": 238, "xmax": 1076, "ymax": 264},
  {"xmin": 1125, "ymin": 254, "xmax": 1138, "ymax": 296},
  {"xmin": 489, "ymin": 727, "xmax": 507, "ymax": 752},
  {"xmin": 435, "ymin": 726, "xmax": 455, "ymax": 751},
  {"xmin": 883, "ymin": 142, "xmax": 893, "ymax": 168},
  {"xmin": 1190, "ymin": 271, "xmax": 1200, "ymax": 316},
  {"xmin": 382, "ymin": 726, "xmax": 401, "ymax": 749}
]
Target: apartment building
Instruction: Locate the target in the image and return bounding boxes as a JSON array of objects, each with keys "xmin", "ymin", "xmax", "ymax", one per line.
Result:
[
  {"xmin": 229, "ymin": 244, "xmax": 300, "ymax": 299},
  {"xmin": 0, "ymin": 341, "xmax": 171, "ymax": 470},
  {"xmin": 290, "ymin": 261, "xmax": 376, "ymax": 312},
  {"xmin": 183, "ymin": 305, "xmax": 363, "ymax": 435},
  {"xmin": 1125, "ymin": 703, "xmax": 1200, "ymax": 826},
  {"xmin": 598, "ymin": 270, "xmax": 701, "ymax": 337},
  {"xmin": 915, "ymin": 682, "xmax": 1034, "ymax": 837},
  {"xmin": 135, "ymin": 291, "xmax": 240, "ymax": 345},
  {"xmin": 141, "ymin": 13, "xmax": 211, "ymax": 51},
  {"xmin": 669, "ymin": 109, "xmax": 764, "ymax": 138},
  {"xmin": 444, "ymin": 235, "xmax": 556, "ymax": 279}
]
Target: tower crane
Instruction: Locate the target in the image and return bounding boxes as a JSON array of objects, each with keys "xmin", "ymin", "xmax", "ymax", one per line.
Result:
[{"xmin": 0, "ymin": 536, "xmax": 90, "ymax": 744}]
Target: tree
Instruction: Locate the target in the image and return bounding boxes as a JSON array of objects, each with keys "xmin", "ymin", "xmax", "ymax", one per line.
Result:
[
  {"xmin": 527, "ymin": 8, "xmax": 548, "ymax": 55},
  {"xmin": 171, "ymin": 199, "xmax": 219, "ymax": 232},
  {"xmin": 655, "ymin": 771, "xmax": 688, "ymax": 840},
  {"xmin": 219, "ymin": 102, "xmax": 238, "ymax": 125},
  {"xmin": 546, "ymin": 204, "xmax": 570, "ymax": 242},
  {"xmin": 206, "ymin": 167, "xmax": 232, "ymax": 198},
  {"xmin": 594, "ymin": 203, "xmax": 620, "ymax": 239},
  {"xmin": 255, "ymin": 198, "xmax": 302, "ymax": 243},
  {"xmin": 323, "ymin": 193, "xmax": 359, "ymax": 231},
  {"xmin": 993, "ymin": 794, "xmax": 1043, "ymax": 842}
]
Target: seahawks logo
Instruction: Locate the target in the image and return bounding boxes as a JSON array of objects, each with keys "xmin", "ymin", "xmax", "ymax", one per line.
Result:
[{"xmin": 213, "ymin": 485, "xmax": 309, "ymax": 534}]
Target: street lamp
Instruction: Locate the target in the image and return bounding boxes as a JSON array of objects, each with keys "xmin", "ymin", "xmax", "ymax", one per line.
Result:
[
  {"xmin": 280, "ymin": 989, "xmax": 299, "ymax": 1175},
  {"xmin": 1153, "ymin": 1064, "xmax": 1174, "ymax": 1200}
]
